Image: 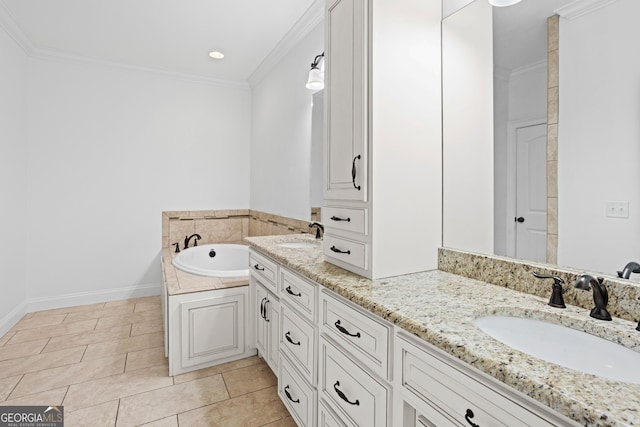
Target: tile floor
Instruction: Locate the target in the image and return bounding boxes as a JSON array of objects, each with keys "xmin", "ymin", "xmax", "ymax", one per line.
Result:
[{"xmin": 0, "ymin": 296, "xmax": 295, "ymax": 426}]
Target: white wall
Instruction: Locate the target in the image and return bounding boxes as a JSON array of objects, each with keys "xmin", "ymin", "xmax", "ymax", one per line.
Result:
[
  {"xmin": 558, "ymin": 0, "xmax": 640, "ymax": 275},
  {"xmin": 0, "ymin": 26, "xmax": 28, "ymax": 334},
  {"xmin": 250, "ymin": 23, "xmax": 323, "ymax": 221},
  {"xmin": 24, "ymin": 58, "xmax": 251, "ymax": 308}
]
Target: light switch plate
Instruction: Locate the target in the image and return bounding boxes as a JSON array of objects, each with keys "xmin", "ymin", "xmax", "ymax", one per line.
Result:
[{"xmin": 606, "ymin": 201, "xmax": 629, "ymax": 218}]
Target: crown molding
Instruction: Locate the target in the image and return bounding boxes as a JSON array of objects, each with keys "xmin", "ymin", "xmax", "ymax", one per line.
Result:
[
  {"xmin": 555, "ymin": 0, "xmax": 619, "ymax": 20},
  {"xmin": 248, "ymin": 0, "xmax": 324, "ymax": 87}
]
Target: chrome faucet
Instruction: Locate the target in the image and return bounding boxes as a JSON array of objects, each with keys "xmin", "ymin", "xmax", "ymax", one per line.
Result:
[
  {"xmin": 184, "ymin": 233, "xmax": 201, "ymax": 250},
  {"xmin": 309, "ymin": 222, "xmax": 324, "ymax": 239},
  {"xmin": 574, "ymin": 275, "xmax": 612, "ymax": 321},
  {"xmin": 617, "ymin": 261, "xmax": 640, "ymax": 279}
]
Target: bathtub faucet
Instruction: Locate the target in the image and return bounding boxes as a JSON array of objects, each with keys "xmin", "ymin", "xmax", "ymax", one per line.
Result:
[{"xmin": 184, "ymin": 233, "xmax": 201, "ymax": 250}]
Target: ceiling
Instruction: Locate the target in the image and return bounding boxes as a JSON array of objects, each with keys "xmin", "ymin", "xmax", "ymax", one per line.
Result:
[{"xmin": 0, "ymin": 0, "xmax": 318, "ymax": 83}]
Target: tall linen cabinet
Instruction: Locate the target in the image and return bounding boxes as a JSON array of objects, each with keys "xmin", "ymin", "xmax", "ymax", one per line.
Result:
[{"xmin": 323, "ymin": 0, "xmax": 443, "ymax": 279}]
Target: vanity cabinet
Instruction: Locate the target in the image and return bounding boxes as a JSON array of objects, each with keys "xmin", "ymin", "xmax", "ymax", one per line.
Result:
[{"xmin": 323, "ymin": 0, "xmax": 443, "ymax": 279}]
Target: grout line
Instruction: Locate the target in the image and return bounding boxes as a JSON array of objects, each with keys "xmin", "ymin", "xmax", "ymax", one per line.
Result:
[
  {"xmin": 5, "ymin": 374, "xmax": 25, "ymax": 401},
  {"xmin": 61, "ymin": 385, "xmax": 70, "ymax": 407},
  {"xmin": 114, "ymin": 398, "xmax": 121, "ymax": 427}
]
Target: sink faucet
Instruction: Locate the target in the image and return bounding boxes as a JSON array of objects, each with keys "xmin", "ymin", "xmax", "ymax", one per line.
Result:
[
  {"xmin": 532, "ymin": 272, "xmax": 566, "ymax": 308},
  {"xmin": 309, "ymin": 222, "xmax": 324, "ymax": 239},
  {"xmin": 574, "ymin": 274, "xmax": 612, "ymax": 321},
  {"xmin": 184, "ymin": 233, "xmax": 201, "ymax": 250},
  {"xmin": 617, "ymin": 261, "xmax": 640, "ymax": 279}
]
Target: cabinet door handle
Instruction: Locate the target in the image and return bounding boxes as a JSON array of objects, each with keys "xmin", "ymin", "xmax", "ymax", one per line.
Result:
[
  {"xmin": 285, "ymin": 286, "xmax": 302, "ymax": 297},
  {"xmin": 333, "ymin": 381, "xmax": 359, "ymax": 406},
  {"xmin": 254, "ymin": 264, "xmax": 265, "ymax": 271},
  {"xmin": 285, "ymin": 331, "xmax": 301, "ymax": 346},
  {"xmin": 351, "ymin": 155, "xmax": 361, "ymax": 190},
  {"xmin": 330, "ymin": 215, "xmax": 351, "ymax": 222},
  {"xmin": 330, "ymin": 246, "xmax": 351, "ymax": 255},
  {"xmin": 284, "ymin": 385, "xmax": 300, "ymax": 404},
  {"xmin": 465, "ymin": 409, "xmax": 480, "ymax": 427},
  {"xmin": 264, "ymin": 299, "xmax": 270, "ymax": 322},
  {"xmin": 334, "ymin": 319, "xmax": 360, "ymax": 338},
  {"xmin": 259, "ymin": 297, "xmax": 267, "ymax": 320}
]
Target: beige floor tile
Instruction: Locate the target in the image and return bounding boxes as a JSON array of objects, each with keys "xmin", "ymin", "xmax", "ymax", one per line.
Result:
[
  {"xmin": 32, "ymin": 302, "xmax": 106, "ymax": 318},
  {"xmin": 173, "ymin": 356, "xmax": 261, "ymax": 385},
  {"xmin": 43, "ymin": 324, "xmax": 132, "ymax": 353},
  {"xmin": 95, "ymin": 310, "xmax": 162, "ymax": 330},
  {"xmin": 125, "ymin": 347, "xmax": 167, "ymax": 372},
  {"xmin": 222, "ymin": 361, "xmax": 277, "ymax": 397},
  {"xmin": 104, "ymin": 296, "xmax": 160, "ymax": 308},
  {"xmin": 0, "ymin": 386, "xmax": 68, "ymax": 406},
  {"xmin": 134, "ymin": 301, "xmax": 162, "ymax": 313},
  {"xmin": 0, "ymin": 332, "xmax": 16, "ymax": 347},
  {"xmin": 63, "ymin": 364, "xmax": 172, "ymax": 411},
  {"xmin": 0, "ymin": 339, "xmax": 48, "ymax": 362},
  {"xmin": 178, "ymin": 386, "xmax": 287, "ymax": 427},
  {"xmin": 11, "ymin": 313, "xmax": 67, "ymax": 331},
  {"xmin": 0, "ymin": 347, "xmax": 85, "ymax": 379},
  {"xmin": 138, "ymin": 415, "xmax": 178, "ymax": 427},
  {"xmin": 8, "ymin": 319, "xmax": 98, "ymax": 345},
  {"xmin": 0, "ymin": 375, "xmax": 22, "ymax": 401},
  {"xmin": 21, "ymin": 313, "xmax": 35, "ymax": 320},
  {"xmin": 65, "ymin": 400, "xmax": 118, "ymax": 427},
  {"xmin": 262, "ymin": 416, "xmax": 298, "ymax": 427},
  {"xmin": 83, "ymin": 332, "xmax": 163, "ymax": 360},
  {"xmin": 131, "ymin": 319, "xmax": 163, "ymax": 337},
  {"xmin": 116, "ymin": 375, "xmax": 229, "ymax": 427},
  {"xmin": 63, "ymin": 304, "xmax": 135, "ymax": 324},
  {"xmin": 10, "ymin": 354, "xmax": 126, "ymax": 399}
]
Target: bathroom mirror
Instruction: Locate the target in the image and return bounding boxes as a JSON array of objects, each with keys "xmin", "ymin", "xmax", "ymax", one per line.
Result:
[{"xmin": 442, "ymin": 0, "xmax": 640, "ymax": 281}]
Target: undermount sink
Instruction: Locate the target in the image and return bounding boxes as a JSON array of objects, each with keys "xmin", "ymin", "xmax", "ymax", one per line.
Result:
[
  {"xmin": 276, "ymin": 241, "xmax": 319, "ymax": 249},
  {"xmin": 474, "ymin": 316, "xmax": 640, "ymax": 384}
]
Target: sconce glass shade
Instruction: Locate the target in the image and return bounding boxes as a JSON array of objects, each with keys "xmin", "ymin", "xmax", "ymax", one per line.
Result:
[
  {"xmin": 488, "ymin": 0, "xmax": 522, "ymax": 6},
  {"xmin": 306, "ymin": 68, "xmax": 324, "ymax": 90}
]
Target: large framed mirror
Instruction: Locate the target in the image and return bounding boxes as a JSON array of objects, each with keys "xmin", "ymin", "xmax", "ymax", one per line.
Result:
[{"xmin": 442, "ymin": 0, "xmax": 640, "ymax": 281}]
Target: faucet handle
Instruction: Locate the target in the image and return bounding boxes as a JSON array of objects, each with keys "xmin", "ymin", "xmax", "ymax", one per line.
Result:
[
  {"xmin": 172, "ymin": 242, "xmax": 180, "ymax": 253},
  {"xmin": 532, "ymin": 272, "xmax": 566, "ymax": 308}
]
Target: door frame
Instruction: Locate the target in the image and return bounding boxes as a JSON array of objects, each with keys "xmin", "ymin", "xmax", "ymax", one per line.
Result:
[{"xmin": 505, "ymin": 117, "xmax": 546, "ymax": 258}]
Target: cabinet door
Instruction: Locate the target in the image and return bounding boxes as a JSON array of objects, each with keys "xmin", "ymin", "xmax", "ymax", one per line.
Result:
[
  {"xmin": 325, "ymin": 0, "xmax": 368, "ymax": 202},
  {"xmin": 255, "ymin": 282, "xmax": 269, "ymax": 357},
  {"xmin": 179, "ymin": 292, "xmax": 245, "ymax": 369}
]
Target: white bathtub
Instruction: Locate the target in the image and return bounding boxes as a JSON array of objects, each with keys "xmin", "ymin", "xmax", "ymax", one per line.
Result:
[{"xmin": 172, "ymin": 244, "xmax": 249, "ymax": 278}]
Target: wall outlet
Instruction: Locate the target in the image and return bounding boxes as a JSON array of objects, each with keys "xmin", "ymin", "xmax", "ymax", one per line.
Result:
[{"xmin": 606, "ymin": 201, "xmax": 629, "ymax": 218}]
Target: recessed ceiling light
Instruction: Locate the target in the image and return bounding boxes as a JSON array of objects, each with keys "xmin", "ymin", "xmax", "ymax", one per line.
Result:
[
  {"xmin": 209, "ymin": 51, "xmax": 225, "ymax": 59},
  {"xmin": 488, "ymin": 0, "xmax": 522, "ymax": 6}
]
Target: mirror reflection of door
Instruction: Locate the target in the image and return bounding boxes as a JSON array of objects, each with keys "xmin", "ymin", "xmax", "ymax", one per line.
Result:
[{"xmin": 514, "ymin": 123, "xmax": 547, "ymax": 262}]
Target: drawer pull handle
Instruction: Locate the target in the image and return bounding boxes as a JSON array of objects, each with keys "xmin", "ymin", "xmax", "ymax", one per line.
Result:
[
  {"xmin": 330, "ymin": 216, "xmax": 351, "ymax": 222},
  {"xmin": 285, "ymin": 286, "xmax": 302, "ymax": 297},
  {"xmin": 334, "ymin": 381, "xmax": 359, "ymax": 406},
  {"xmin": 259, "ymin": 297, "xmax": 266, "ymax": 320},
  {"xmin": 334, "ymin": 320, "xmax": 360, "ymax": 338},
  {"xmin": 285, "ymin": 331, "xmax": 300, "ymax": 346},
  {"xmin": 284, "ymin": 385, "xmax": 300, "ymax": 404},
  {"xmin": 465, "ymin": 409, "xmax": 479, "ymax": 427},
  {"xmin": 351, "ymin": 155, "xmax": 361, "ymax": 190},
  {"xmin": 330, "ymin": 246, "xmax": 351, "ymax": 255},
  {"xmin": 254, "ymin": 264, "xmax": 265, "ymax": 271}
]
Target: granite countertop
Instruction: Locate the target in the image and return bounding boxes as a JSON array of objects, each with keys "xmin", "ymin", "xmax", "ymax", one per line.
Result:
[
  {"xmin": 161, "ymin": 246, "xmax": 248, "ymax": 295},
  {"xmin": 245, "ymin": 234, "xmax": 640, "ymax": 427}
]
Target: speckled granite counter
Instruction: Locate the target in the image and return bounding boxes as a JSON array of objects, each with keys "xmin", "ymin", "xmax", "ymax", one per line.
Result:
[
  {"xmin": 245, "ymin": 234, "xmax": 640, "ymax": 427},
  {"xmin": 161, "ymin": 246, "xmax": 248, "ymax": 296}
]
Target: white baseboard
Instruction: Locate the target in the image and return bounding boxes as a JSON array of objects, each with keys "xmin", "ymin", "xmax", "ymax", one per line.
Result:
[
  {"xmin": 26, "ymin": 283, "xmax": 161, "ymax": 314},
  {"xmin": 0, "ymin": 301, "xmax": 27, "ymax": 338}
]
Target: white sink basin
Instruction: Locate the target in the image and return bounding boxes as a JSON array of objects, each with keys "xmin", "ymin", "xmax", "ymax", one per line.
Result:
[
  {"xmin": 474, "ymin": 316, "xmax": 640, "ymax": 384},
  {"xmin": 276, "ymin": 242, "xmax": 318, "ymax": 249}
]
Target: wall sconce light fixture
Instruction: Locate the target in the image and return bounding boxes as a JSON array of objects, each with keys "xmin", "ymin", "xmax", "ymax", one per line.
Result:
[{"xmin": 306, "ymin": 52, "xmax": 325, "ymax": 90}]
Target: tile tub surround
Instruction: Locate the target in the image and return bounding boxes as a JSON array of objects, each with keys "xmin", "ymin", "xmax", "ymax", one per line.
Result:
[
  {"xmin": 439, "ymin": 247, "xmax": 640, "ymax": 324},
  {"xmin": 245, "ymin": 234, "xmax": 640, "ymax": 427}
]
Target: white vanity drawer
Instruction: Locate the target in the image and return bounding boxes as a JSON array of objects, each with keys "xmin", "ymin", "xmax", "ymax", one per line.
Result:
[
  {"xmin": 323, "ymin": 234, "xmax": 367, "ymax": 270},
  {"xmin": 249, "ymin": 250, "xmax": 278, "ymax": 293},
  {"xmin": 319, "ymin": 337, "xmax": 389, "ymax": 427},
  {"xmin": 281, "ymin": 303, "xmax": 317, "ymax": 385},
  {"xmin": 320, "ymin": 290, "xmax": 390, "ymax": 380},
  {"xmin": 280, "ymin": 267, "xmax": 317, "ymax": 322},
  {"xmin": 279, "ymin": 354, "xmax": 316, "ymax": 427},
  {"xmin": 396, "ymin": 333, "xmax": 559, "ymax": 427},
  {"xmin": 324, "ymin": 206, "xmax": 368, "ymax": 235},
  {"xmin": 319, "ymin": 399, "xmax": 347, "ymax": 427}
]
